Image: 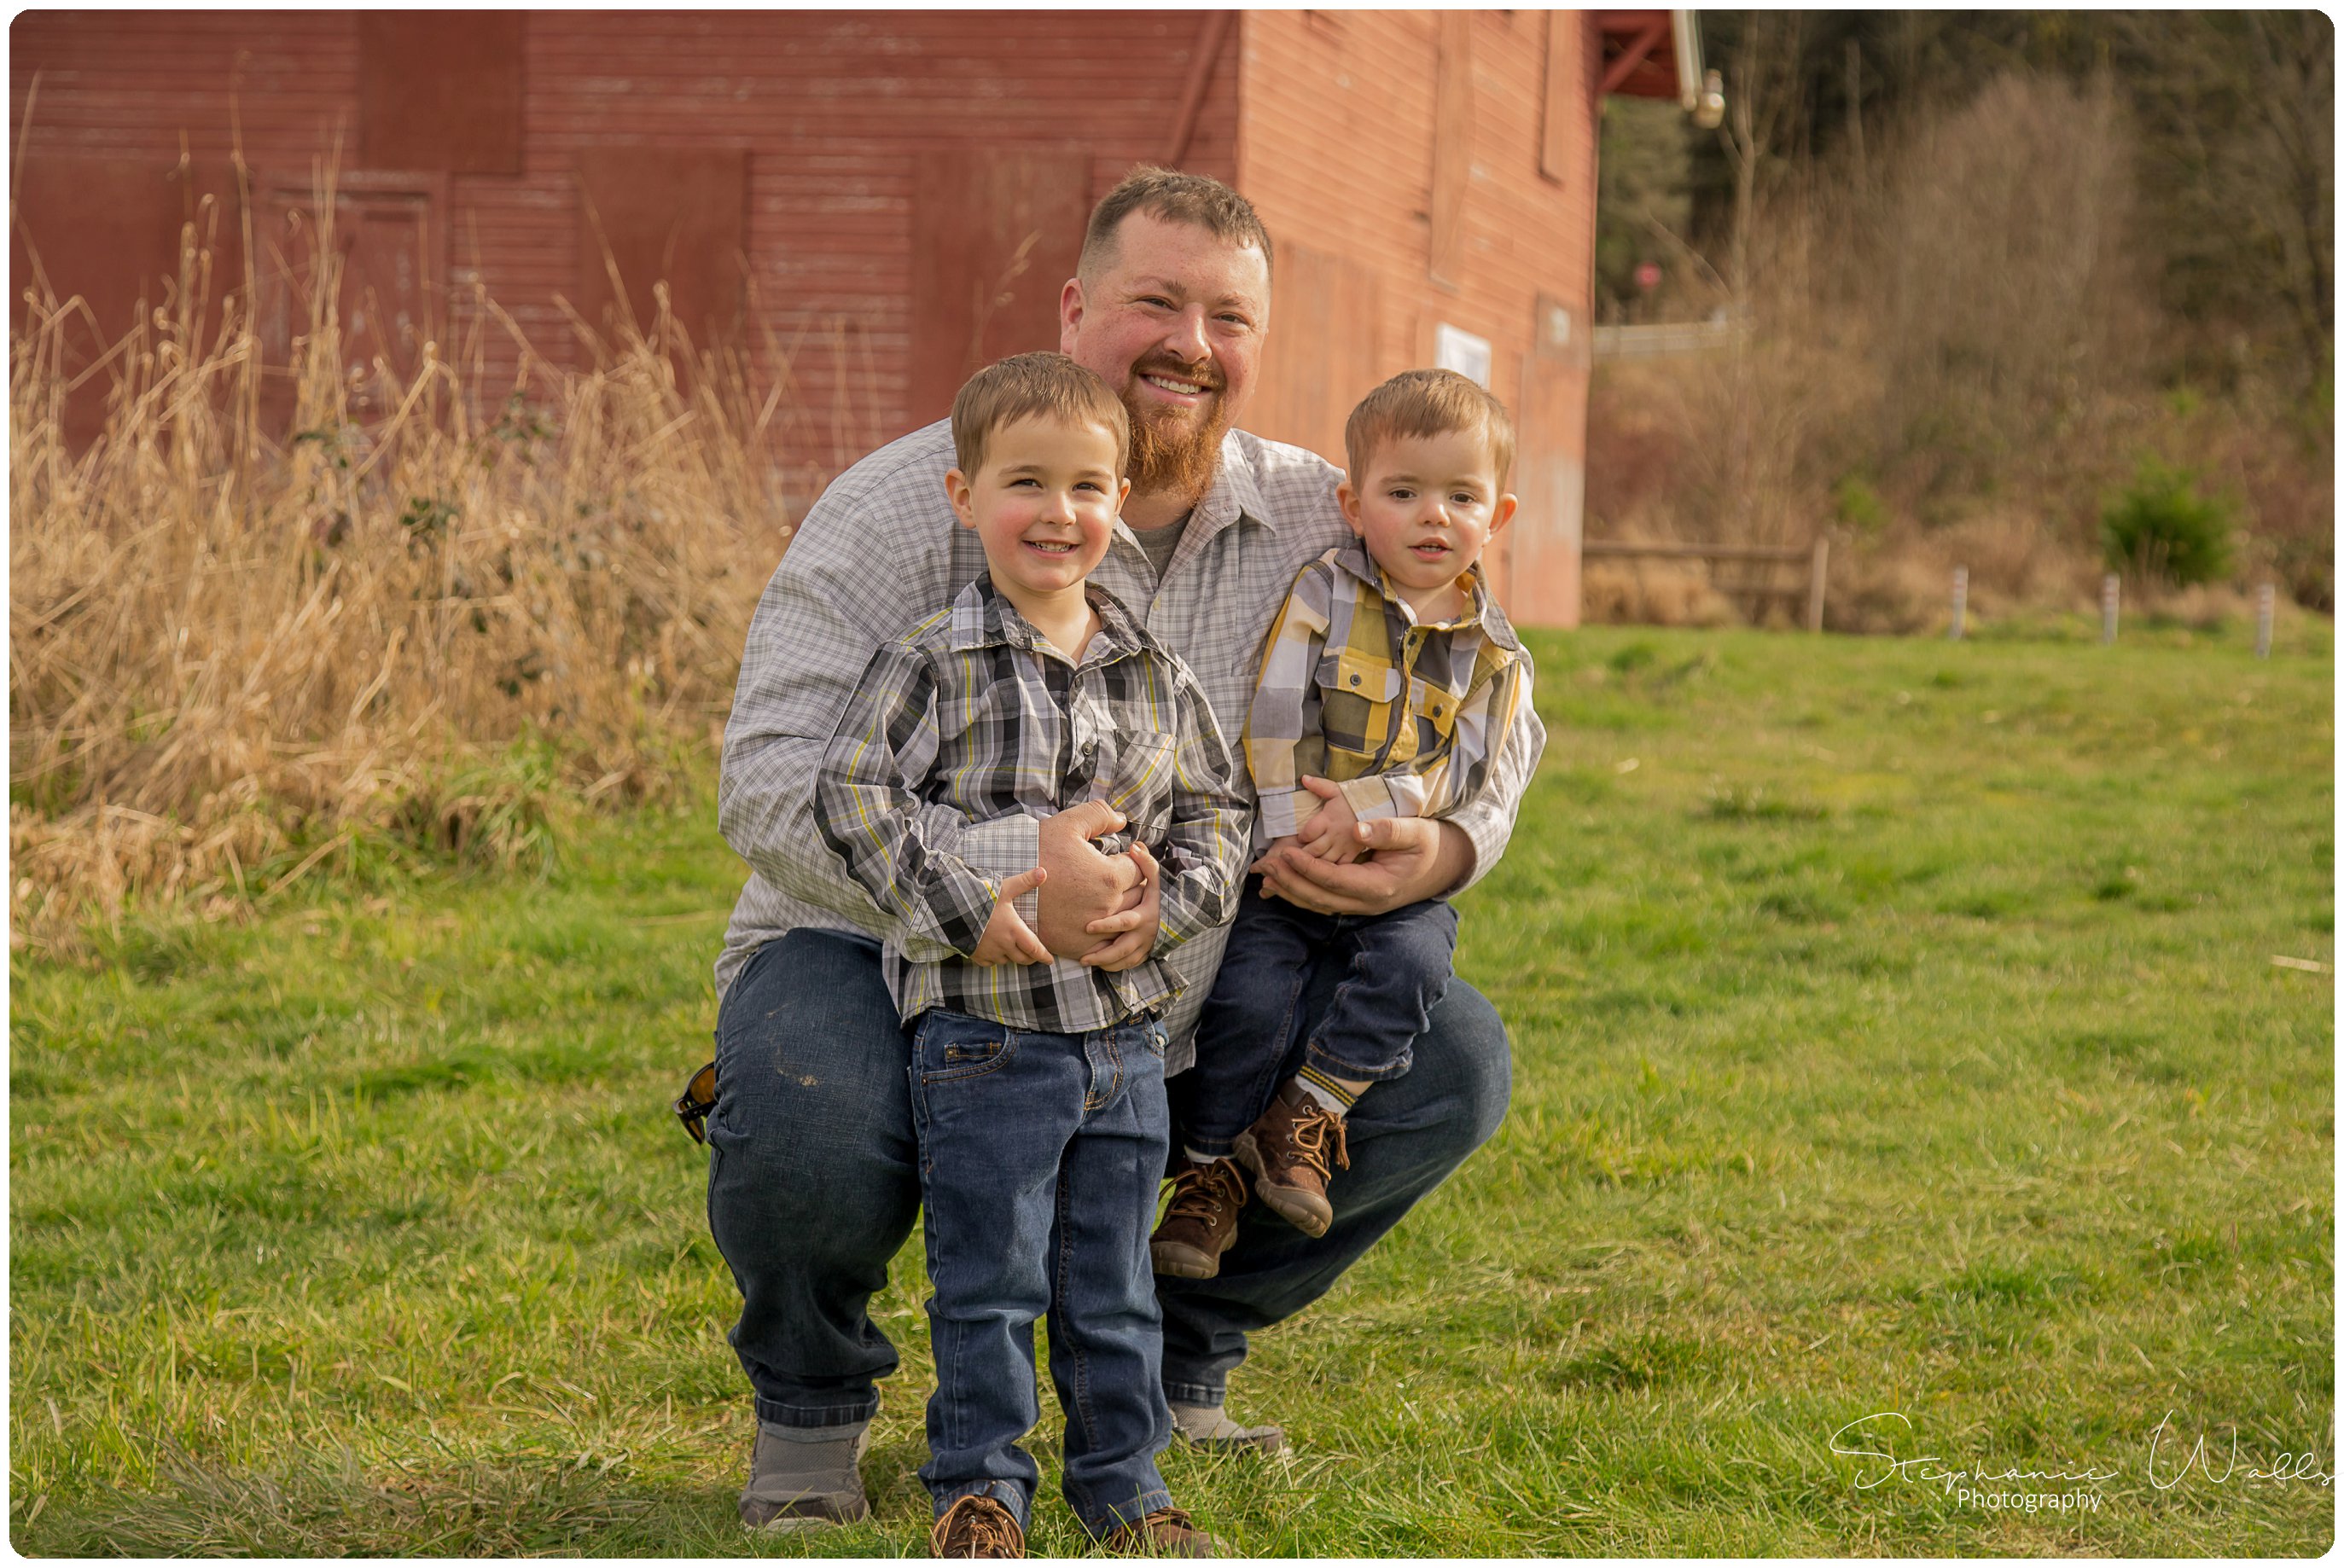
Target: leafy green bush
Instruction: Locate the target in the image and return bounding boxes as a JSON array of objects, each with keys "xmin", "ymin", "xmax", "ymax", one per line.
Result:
[
  {"xmin": 2100, "ymin": 459, "xmax": 2235, "ymax": 587},
  {"xmin": 1832, "ymin": 474, "xmax": 1890, "ymax": 534}
]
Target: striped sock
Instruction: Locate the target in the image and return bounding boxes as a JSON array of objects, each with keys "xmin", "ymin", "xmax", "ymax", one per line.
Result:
[{"xmin": 1292, "ymin": 1066, "xmax": 1360, "ymax": 1117}]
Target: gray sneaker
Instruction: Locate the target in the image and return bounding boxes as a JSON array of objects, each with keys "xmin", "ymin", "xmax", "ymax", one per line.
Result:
[{"xmin": 739, "ymin": 1417, "xmax": 873, "ymax": 1530}]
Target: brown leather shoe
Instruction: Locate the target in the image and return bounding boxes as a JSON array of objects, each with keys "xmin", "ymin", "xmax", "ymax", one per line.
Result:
[
  {"xmin": 1103, "ymin": 1506, "xmax": 1217, "ymax": 1557},
  {"xmin": 1149, "ymin": 1157, "xmax": 1248, "ymax": 1278},
  {"xmin": 1232, "ymin": 1089, "xmax": 1349, "ymax": 1238},
  {"xmin": 930, "ymin": 1494, "xmax": 1025, "ymax": 1558}
]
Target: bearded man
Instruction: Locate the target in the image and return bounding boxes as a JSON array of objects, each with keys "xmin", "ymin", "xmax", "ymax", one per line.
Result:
[{"xmin": 708, "ymin": 166, "xmax": 1545, "ymax": 1530}]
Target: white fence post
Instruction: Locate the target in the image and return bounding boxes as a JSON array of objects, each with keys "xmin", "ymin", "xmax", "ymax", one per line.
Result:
[
  {"xmin": 2255, "ymin": 583, "xmax": 2274, "ymax": 659},
  {"xmin": 1949, "ymin": 566, "xmax": 1968, "ymax": 641},
  {"xmin": 2102, "ymin": 574, "xmax": 2120, "ymax": 645}
]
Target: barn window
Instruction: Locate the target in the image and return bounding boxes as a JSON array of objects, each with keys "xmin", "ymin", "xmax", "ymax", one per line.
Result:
[
  {"xmin": 906, "ymin": 149, "xmax": 1091, "ymax": 429},
  {"xmin": 1539, "ymin": 11, "xmax": 1573, "ymax": 185},
  {"xmin": 358, "ymin": 13, "xmax": 525, "ymax": 176},
  {"xmin": 573, "ymin": 148, "xmax": 750, "ymax": 354},
  {"xmin": 1428, "ymin": 11, "xmax": 1474, "ymax": 289}
]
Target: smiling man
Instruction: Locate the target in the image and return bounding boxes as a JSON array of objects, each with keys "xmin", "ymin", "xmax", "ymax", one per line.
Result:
[{"xmin": 708, "ymin": 167, "xmax": 1546, "ymax": 1533}]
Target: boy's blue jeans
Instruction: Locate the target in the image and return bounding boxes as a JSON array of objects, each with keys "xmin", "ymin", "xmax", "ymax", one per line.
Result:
[
  {"xmin": 906, "ymin": 1007, "xmax": 1173, "ymax": 1537},
  {"xmin": 1181, "ymin": 880, "xmax": 1461, "ymax": 1158},
  {"xmin": 705, "ymin": 929, "xmax": 1509, "ymax": 1435}
]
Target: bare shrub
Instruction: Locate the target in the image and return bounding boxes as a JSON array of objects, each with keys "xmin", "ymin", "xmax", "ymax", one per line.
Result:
[
  {"xmin": 1580, "ymin": 561, "xmax": 1739, "ymax": 628},
  {"xmin": 1858, "ymin": 73, "xmax": 2157, "ymax": 497},
  {"xmin": 1587, "ymin": 67, "xmax": 2328, "ymax": 630},
  {"xmin": 10, "ymin": 195, "xmax": 791, "ymax": 947},
  {"xmin": 1823, "ymin": 543, "xmax": 1951, "ymax": 636}
]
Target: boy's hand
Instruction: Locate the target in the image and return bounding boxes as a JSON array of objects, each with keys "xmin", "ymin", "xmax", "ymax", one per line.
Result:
[
  {"xmin": 1295, "ymin": 780, "xmax": 1364, "ymax": 864},
  {"xmin": 969, "ymin": 868, "xmax": 1052, "ymax": 966},
  {"xmin": 1080, "ymin": 843, "xmax": 1162, "ymax": 972}
]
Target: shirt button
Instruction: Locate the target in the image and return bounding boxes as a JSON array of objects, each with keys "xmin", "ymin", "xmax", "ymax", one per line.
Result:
[{"xmin": 1349, "ymin": 674, "xmax": 1361, "ymax": 686}]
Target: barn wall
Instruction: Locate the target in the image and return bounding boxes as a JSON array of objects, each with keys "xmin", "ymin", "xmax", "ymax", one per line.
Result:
[
  {"xmin": 1235, "ymin": 9, "xmax": 1597, "ymax": 625},
  {"xmin": 9, "ymin": 9, "xmax": 1240, "ymax": 499},
  {"xmin": 9, "ymin": 5, "xmax": 1608, "ymax": 618}
]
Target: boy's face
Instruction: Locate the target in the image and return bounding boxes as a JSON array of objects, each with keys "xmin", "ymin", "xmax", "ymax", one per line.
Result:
[
  {"xmin": 1337, "ymin": 426, "xmax": 1519, "ymax": 598},
  {"xmin": 945, "ymin": 414, "xmax": 1130, "ymax": 600}
]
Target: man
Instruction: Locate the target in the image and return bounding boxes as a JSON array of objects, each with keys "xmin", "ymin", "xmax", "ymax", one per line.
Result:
[{"xmin": 708, "ymin": 167, "xmax": 1544, "ymax": 1530}]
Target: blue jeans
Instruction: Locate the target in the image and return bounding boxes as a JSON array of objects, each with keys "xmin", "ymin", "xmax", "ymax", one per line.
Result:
[
  {"xmin": 906, "ymin": 1008, "xmax": 1172, "ymax": 1536},
  {"xmin": 705, "ymin": 928, "xmax": 1509, "ymax": 1426},
  {"xmin": 1182, "ymin": 880, "xmax": 1461, "ymax": 1158}
]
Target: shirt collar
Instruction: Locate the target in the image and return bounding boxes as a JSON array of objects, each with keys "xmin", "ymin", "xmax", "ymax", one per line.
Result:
[
  {"xmin": 1327, "ymin": 534, "xmax": 1520, "ymax": 648},
  {"xmin": 1129, "ymin": 429, "xmax": 1277, "ymax": 555},
  {"xmin": 1197, "ymin": 429, "xmax": 1274, "ymax": 535},
  {"xmin": 949, "ymin": 575, "xmax": 1150, "ymax": 661}
]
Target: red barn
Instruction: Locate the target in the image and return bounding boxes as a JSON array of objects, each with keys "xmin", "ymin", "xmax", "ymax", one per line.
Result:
[{"xmin": 9, "ymin": 9, "xmax": 1707, "ymax": 626}]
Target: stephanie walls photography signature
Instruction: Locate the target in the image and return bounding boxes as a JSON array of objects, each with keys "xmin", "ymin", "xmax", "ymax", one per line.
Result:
[{"xmin": 1829, "ymin": 1411, "xmax": 2334, "ymax": 1504}]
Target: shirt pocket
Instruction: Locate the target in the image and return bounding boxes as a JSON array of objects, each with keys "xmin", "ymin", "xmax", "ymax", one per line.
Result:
[
  {"xmin": 1413, "ymin": 676, "xmax": 1463, "ymax": 745},
  {"xmin": 1314, "ymin": 648, "xmax": 1401, "ymax": 767},
  {"xmin": 1090, "ymin": 732, "xmax": 1176, "ymax": 847}
]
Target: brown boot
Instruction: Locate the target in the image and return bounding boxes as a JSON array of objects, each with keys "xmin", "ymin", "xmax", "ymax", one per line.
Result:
[
  {"xmin": 1102, "ymin": 1505, "xmax": 1217, "ymax": 1557},
  {"xmin": 1233, "ymin": 1088, "xmax": 1349, "ymax": 1238},
  {"xmin": 1149, "ymin": 1157, "xmax": 1248, "ymax": 1278},
  {"xmin": 930, "ymin": 1494, "xmax": 1025, "ymax": 1558}
]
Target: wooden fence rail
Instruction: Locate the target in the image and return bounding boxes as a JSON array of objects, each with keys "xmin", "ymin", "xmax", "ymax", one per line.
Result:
[{"xmin": 1582, "ymin": 537, "xmax": 1831, "ymax": 632}]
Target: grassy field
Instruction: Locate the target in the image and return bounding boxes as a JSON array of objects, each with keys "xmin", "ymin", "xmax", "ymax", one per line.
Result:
[{"xmin": 10, "ymin": 618, "xmax": 2334, "ymax": 1555}]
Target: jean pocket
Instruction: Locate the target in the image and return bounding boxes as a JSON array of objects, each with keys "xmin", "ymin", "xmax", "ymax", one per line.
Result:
[{"xmin": 915, "ymin": 1014, "xmax": 1020, "ymax": 1084}]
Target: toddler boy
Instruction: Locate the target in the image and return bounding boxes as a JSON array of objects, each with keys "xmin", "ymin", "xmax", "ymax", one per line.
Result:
[
  {"xmin": 1151, "ymin": 368, "xmax": 1533, "ymax": 1278},
  {"xmin": 813, "ymin": 352, "xmax": 1248, "ymax": 1557}
]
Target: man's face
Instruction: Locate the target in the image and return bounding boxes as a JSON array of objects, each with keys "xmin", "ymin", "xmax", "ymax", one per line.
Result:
[{"xmin": 1060, "ymin": 212, "xmax": 1271, "ymax": 502}]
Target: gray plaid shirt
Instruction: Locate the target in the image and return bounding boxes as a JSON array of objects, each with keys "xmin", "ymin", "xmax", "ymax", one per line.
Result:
[
  {"xmin": 716, "ymin": 418, "xmax": 1549, "ymax": 1069},
  {"xmin": 814, "ymin": 577, "xmax": 1248, "ymax": 1032}
]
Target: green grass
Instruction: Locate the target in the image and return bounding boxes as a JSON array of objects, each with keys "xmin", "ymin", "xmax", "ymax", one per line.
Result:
[{"xmin": 12, "ymin": 622, "xmax": 2334, "ymax": 1554}]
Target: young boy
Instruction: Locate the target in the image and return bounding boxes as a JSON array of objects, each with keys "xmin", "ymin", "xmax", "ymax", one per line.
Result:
[
  {"xmin": 813, "ymin": 352, "xmax": 1248, "ymax": 1559},
  {"xmin": 1150, "ymin": 368, "xmax": 1533, "ymax": 1279}
]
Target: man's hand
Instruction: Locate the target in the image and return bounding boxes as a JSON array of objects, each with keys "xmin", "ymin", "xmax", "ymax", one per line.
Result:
[
  {"xmin": 1035, "ymin": 800, "xmax": 1144, "ymax": 958},
  {"xmin": 1251, "ymin": 810, "xmax": 1473, "ymax": 915},
  {"xmin": 1079, "ymin": 842, "xmax": 1162, "ymax": 972},
  {"xmin": 1295, "ymin": 779, "xmax": 1365, "ymax": 865},
  {"xmin": 968, "ymin": 868, "xmax": 1052, "ymax": 966}
]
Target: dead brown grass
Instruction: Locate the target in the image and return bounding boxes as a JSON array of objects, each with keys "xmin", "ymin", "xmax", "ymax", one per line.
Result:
[
  {"xmin": 10, "ymin": 187, "xmax": 789, "ymax": 948},
  {"xmin": 1585, "ymin": 69, "xmax": 2333, "ymax": 633}
]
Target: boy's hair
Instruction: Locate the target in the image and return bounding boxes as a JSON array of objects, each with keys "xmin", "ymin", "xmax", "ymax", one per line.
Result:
[
  {"xmin": 1343, "ymin": 369, "xmax": 1517, "ymax": 486},
  {"xmin": 951, "ymin": 351, "xmax": 1132, "ymax": 479},
  {"xmin": 1079, "ymin": 166, "xmax": 1274, "ymax": 283}
]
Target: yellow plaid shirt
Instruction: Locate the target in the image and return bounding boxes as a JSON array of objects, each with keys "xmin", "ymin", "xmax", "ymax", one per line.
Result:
[{"xmin": 1242, "ymin": 537, "xmax": 1531, "ymax": 846}]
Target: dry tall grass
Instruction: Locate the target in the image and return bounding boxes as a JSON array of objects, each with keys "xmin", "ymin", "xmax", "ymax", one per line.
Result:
[
  {"xmin": 1585, "ymin": 69, "xmax": 2334, "ymax": 632},
  {"xmin": 11, "ymin": 186, "xmax": 789, "ymax": 948}
]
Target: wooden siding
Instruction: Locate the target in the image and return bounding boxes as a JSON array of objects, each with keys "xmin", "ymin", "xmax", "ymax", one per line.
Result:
[
  {"xmin": 9, "ymin": 9, "xmax": 1240, "ymax": 498},
  {"xmin": 1236, "ymin": 9, "xmax": 1598, "ymax": 624},
  {"xmin": 9, "ymin": 6, "xmax": 1600, "ymax": 619}
]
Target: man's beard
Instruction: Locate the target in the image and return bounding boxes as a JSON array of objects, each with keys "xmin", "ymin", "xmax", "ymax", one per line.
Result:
[{"xmin": 1121, "ymin": 363, "xmax": 1231, "ymax": 502}]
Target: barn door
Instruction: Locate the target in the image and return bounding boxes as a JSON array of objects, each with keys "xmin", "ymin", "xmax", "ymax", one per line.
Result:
[
  {"xmin": 906, "ymin": 149, "xmax": 1092, "ymax": 433},
  {"xmin": 255, "ymin": 171, "xmax": 446, "ymax": 426}
]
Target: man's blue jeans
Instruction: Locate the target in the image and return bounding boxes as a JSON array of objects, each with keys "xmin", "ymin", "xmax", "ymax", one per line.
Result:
[
  {"xmin": 907, "ymin": 1008, "xmax": 1172, "ymax": 1536},
  {"xmin": 1182, "ymin": 881, "xmax": 1461, "ymax": 1158},
  {"xmin": 706, "ymin": 928, "xmax": 1509, "ymax": 1428}
]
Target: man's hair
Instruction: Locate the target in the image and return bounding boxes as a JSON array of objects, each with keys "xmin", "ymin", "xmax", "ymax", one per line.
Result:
[
  {"xmin": 1078, "ymin": 166, "xmax": 1274, "ymax": 283},
  {"xmin": 951, "ymin": 351, "xmax": 1131, "ymax": 478},
  {"xmin": 1343, "ymin": 369, "xmax": 1518, "ymax": 486}
]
